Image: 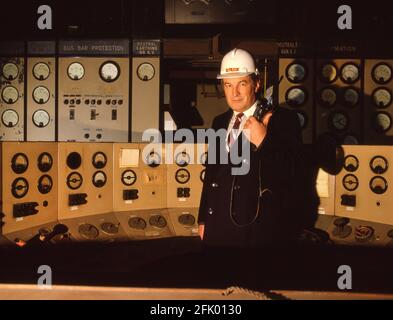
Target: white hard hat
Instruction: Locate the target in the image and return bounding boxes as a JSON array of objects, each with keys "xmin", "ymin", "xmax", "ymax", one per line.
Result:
[{"xmin": 217, "ymin": 48, "xmax": 258, "ymax": 79}]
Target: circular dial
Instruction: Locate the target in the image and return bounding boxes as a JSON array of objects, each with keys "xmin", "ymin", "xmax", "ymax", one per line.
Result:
[
  {"xmin": 67, "ymin": 62, "xmax": 85, "ymax": 80},
  {"xmin": 38, "ymin": 152, "xmax": 53, "ymax": 172},
  {"xmin": 11, "ymin": 153, "xmax": 28, "ymax": 174},
  {"xmin": 137, "ymin": 63, "xmax": 155, "ymax": 81},
  {"xmin": 296, "ymin": 111, "xmax": 307, "ymax": 129},
  {"xmin": 286, "ymin": 62, "xmax": 307, "ymax": 83},
  {"xmin": 200, "ymin": 152, "xmax": 208, "ymax": 166},
  {"xmin": 32, "ymin": 109, "xmax": 50, "ymax": 128},
  {"xmin": 2, "ymin": 109, "xmax": 19, "ymax": 127},
  {"xmin": 66, "ymin": 172, "xmax": 83, "ymax": 190},
  {"xmin": 370, "ymin": 176, "xmax": 388, "ymax": 194},
  {"xmin": 344, "ymin": 155, "xmax": 359, "ymax": 172},
  {"xmin": 33, "ymin": 62, "xmax": 50, "ymax": 81},
  {"xmin": 78, "ymin": 224, "xmax": 99, "ymax": 240},
  {"xmin": 149, "ymin": 215, "xmax": 167, "ymax": 229},
  {"xmin": 319, "ymin": 88, "xmax": 337, "ymax": 107},
  {"xmin": 2, "ymin": 62, "xmax": 19, "ymax": 80},
  {"xmin": 343, "ymin": 174, "xmax": 359, "ymax": 191},
  {"xmin": 372, "ymin": 63, "xmax": 392, "ymax": 84},
  {"xmin": 329, "ymin": 111, "xmax": 349, "ymax": 131},
  {"xmin": 178, "ymin": 213, "xmax": 196, "ymax": 226},
  {"xmin": 121, "ymin": 170, "xmax": 137, "ymax": 186},
  {"xmin": 1, "ymin": 86, "xmax": 19, "ymax": 104},
  {"xmin": 99, "ymin": 61, "xmax": 120, "ymax": 82},
  {"xmin": 100, "ymin": 222, "xmax": 119, "ymax": 235},
  {"xmin": 342, "ymin": 134, "xmax": 359, "ymax": 145},
  {"xmin": 128, "ymin": 216, "xmax": 147, "ymax": 230},
  {"xmin": 92, "ymin": 171, "xmax": 107, "ymax": 188},
  {"xmin": 145, "ymin": 151, "xmax": 161, "ymax": 168},
  {"xmin": 285, "ymin": 87, "xmax": 307, "ymax": 107},
  {"xmin": 373, "ymin": 112, "xmax": 392, "ymax": 133},
  {"xmin": 175, "ymin": 169, "xmax": 190, "ymax": 184},
  {"xmin": 175, "ymin": 152, "xmax": 190, "ymax": 167},
  {"xmin": 38, "ymin": 175, "xmax": 53, "ymax": 194},
  {"xmin": 32, "ymin": 86, "xmax": 50, "ymax": 104},
  {"xmin": 320, "ymin": 63, "xmax": 338, "ymax": 83},
  {"xmin": 370, "ymin": 156, "xmax": 388, "ymax": 174},
  {"xmin": 340, "ymin": 63, "xmax": 360, "ymax": 84},
  {"xmin": 200, "ymin": 169, "xmax": 206, "ymax": 182},
  {"xmin": 92, "ymin": 152, "xmax": 107, "ymax": 169},
  {"xmin": 373, "ymin": 88, "xmax": 392, "ymax": 108},
  {"xmin": 355, "ymin": 226, "xmax": 374, "ymax": 243},
  {"xmin": 343, "ymin": 87, "xmax": 359, "ymax": 107},
  {"xmin": 66, "ymin": 152, "xmax": 82, "ymax": 170},
  {"xmin": 11, "ymin": 177, "xmax": 29, "ymax": 198}
]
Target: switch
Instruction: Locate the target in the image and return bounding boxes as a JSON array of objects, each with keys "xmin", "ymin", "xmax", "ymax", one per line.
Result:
[
  {"xmin": 69, "ymin": 194, "xmax": 88, "ymax": 206},
  {"xmin": 341, "ymin": 194, "xmax": 356, "ymax": 207},
  {"xmin": 123, "ymin": 189, "xmax": 139, "ymax": 201},
  {"xmin": 13, "ymin": 202, "xmax": 39, "ymax": 218},
  {"xmin": 112, "ymin": 109, "xmax": 117, "ymax": 120},
  {"xmin": 91, "ymin": 109, "xmax": 96, "ymax": 120},
  {"xmin": 177, "ymin": 188, "xmax": 191, "ymax": 198},
  {"xmin": 69, "ymin": 109, "xmax": 75, "ymax": 120}
]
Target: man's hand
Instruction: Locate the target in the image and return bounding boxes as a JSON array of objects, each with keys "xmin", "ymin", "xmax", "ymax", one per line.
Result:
[
  {"xmin": 243, "ymin": 112, "xmax": 272, "ymax": 148},
  {"xmin": 198, "ymin": 224, "xmax": 205, "ymax": 240}
]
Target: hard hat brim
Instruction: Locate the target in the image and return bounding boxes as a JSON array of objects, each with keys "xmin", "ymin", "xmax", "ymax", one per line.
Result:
[{"xmin": 217, "ymin": 71, "xmax": 255, "ymax": 79}]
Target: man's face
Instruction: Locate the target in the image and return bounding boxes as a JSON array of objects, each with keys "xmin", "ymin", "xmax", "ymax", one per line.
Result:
[{"xmin": 222, "ymin": 76, "xmax": 260, "ymax": 113}]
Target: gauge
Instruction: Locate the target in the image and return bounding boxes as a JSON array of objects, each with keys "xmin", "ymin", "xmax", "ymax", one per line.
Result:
[
  {"xmin": 66, "ymin": 152, "xmax": 82, "ymax": 170},
  {"xmin": 343, "ymin": 174, "xmax": 359, "ymax": 191},
  {"xmin": 200, "ymin": 152, "xmax": 208, "ymax": 166},
  {"xmin": 145, "ymin": 151, "xmax": 161, "ymax": 168},
  {"xmin": 11, "ymin": 177, "xmax": 29, "ymax": 199},
  {"xmin": 121, "ymin": 170, "xmax": 137, "ymax": 186},
  {"xmin": 200, "ymin": 169, "xmax": 206, "ymax": 182},
  {"xmin": 38, "ymin": 174, "xmax": 53, "ymax": 194},
  {"xmin": 66, "ymin": 172, "xmax": 83, "ymax": 190},
  {"xmin": 372, "ymin": 88, "xmax": 392, "ymax": 108},
  {"xmin": 67, "ymin": 62, "xmax": 85, "ymax": 80},
  {"xmin": 178, "ymin": 213, "xmax": 196, "ymax": 226},
  {"xmin": 1, "ymin": 86, "xmax": 19, "ymax": 104},
  {"xmin": 329, "ymin": 111, "xmax": 349, "ymax": 131},
  {"xmin": 33, "ymin": 62, "xmax": 50, "ymax": 81},
  {"xmin": 38, "ymin": 152, "xmax": 53, "ymax": 172},
  {"xmin": 285, "ymin": 87, "xmax": 307, "ymax": 107},
  {"xmin": 373, "ymin": 112, "xmax": 392, "ymax": 133},
  {"xmin": 99, "ymin": 61, "xmax": 120, "ymax": 82},
  {"xmin": 372, "ymin": 63, "xmax": 392, "ymax": 84},
  {"xmin": 370, "ymin": 176, "xmax": 388, "ymax": 194},
  {"xmin": 340, "ymin": 63, "xmax": 360, "ymax": 84},
  {"xmin": 2, "ymin": 109, "xmax": 19, "ymax": 127},
  {"xmin": 92, "ymin": 171, "xmax": 107, "ymax": 188},
  {"xmin": 32, "ymin": 109, "xmax": 50, "ymax": 128},
  {"xmin": 175, "ymin": 151, "xmax": 190, "ymax": 167},
  {"xmin": 354, "ymin": 226, "xmax": 374, "ymax": 243},
  {"xmin": 100, "ymin": 222, "xmax": 119, "ymax": 235},
  {"xmin": 320, "ymin": 63, "xmax": 338, "ymax": 83},
  {"xmin": 92, "ymin": 152, "xmax": 107, "ymax": 169},
  {"xmin": 343, "ymin": 87, "xmax": 360, "ymax": 107},
  {"xmin": 370, "ymin": 156, "xmax": 388, "ymax": 174},
  {"xmin": 78, "ymin": 224, "xmax": 99, "ymax": 240},
  {"xmin": 32, "ymin": 86, "xmax": 50, "ymax": 104},
  {"xmin": 342, "ymin": 134, "xmax": 359, "ymax": 145},
  {"xmin": 296, "ymin": 111, "xmax": 307, "ymax": 129},
  {"xmin": 137, "ymin": 62, "xmax": 155, "ymax": 81},
  {"xmin": 149, "ymin": 215, "xmax": 167, "ymax": 229},
  {"xmin": 285, "ymin": 62, "xmax": 307, "ymax": 83},
  {"xmin": 175, "ymin": 169, "xmax": 190, "ymax": 184},
  {"xmin": 11, "ymin": 153, "xmax": 28, "ymax": 174},
  {"xmin": 2, "ymin": 62, "xmax": 19, "ymax": 80},
  {"xmin": 319, "ymin": 87, "xmax": 337, "ymax": 107},
  {"xmin": 128, "ymin": 216, "xmax": 147, "ymax": 230},
  {"xmin": 344, "ymin": 155, "xmax": 359, "ymax": 172}
]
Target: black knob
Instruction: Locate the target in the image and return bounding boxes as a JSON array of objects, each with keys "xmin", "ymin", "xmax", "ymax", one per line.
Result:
[
  {"xmin": 334, "ymin": 217, "xmax": 350, "ymax": 228},
  {"xmin": 388, "ymin": 230, "xmax": 393, "ymax": 239}
]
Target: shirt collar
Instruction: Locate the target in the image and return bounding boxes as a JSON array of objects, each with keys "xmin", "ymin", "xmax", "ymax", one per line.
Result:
[{"xmin": 233, "ymin": 100, "xmax": 258, "ymax": 119}]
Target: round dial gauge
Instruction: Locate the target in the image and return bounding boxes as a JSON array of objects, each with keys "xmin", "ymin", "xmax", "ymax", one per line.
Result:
[
  {"xmin": 66, "ymin": 152, "xmax": 82, "ymax": 170},
  {"xmin": 121, "ymin": 170, "xmax": 137, "ymax": 186},
  {"xmin": 285, "ymin": 87, "xmax": 307, "ymax": 107},
  {"xmin": 145, "ymin": 151, "xmax": 161, "ymax": 168},
  {"xmin": 11, "ymin": 177, "xmax": 29, "ymax": 199},
  {"xmin": 99, "ymin": 61, "xmax": 120, "ymax": 82},
  {"xmin": 66, "ymin": 172, "xmax": 83, "ymax": 190},
  {"xmin": 286, "ymin": 62, "xmax": 307, "ymax": 83},
  {"xmin": 1, "ymin": 86, "xmax": 19, "ymax": 104},
  {"xmin": 128, "ymin": 217, "xmax": 147, "ymax": 230},
  {"xmin": 38, "ymin": 152, "xmax": 53, "ymax": 172},
  {"xmin": 200, "ymin": 152, "xmax": 208, "ymax": 166},
  {"xmin": 175, "ymin": 152, "xmax": 190, "ymax": 167},
  {"xmin": 370, "ymin": 156, "xmax": 388, "ymax": 174},
  {"xmin": 100, "ymin": 222, "xmax": 119, "ymax": 235},
  {"xmin": 344, "ymin": 155, "xmax": 359, "ymax": 172},
  {"xmin": 2, "ymin": 62, "xmax": 19, "ymax": 80},
  {"xmin": 373, "ymin": 112, "xmax": 392, "ymax": 133},
  {"xmin": 32, "ymin": 109, "xmax": 50, "ymax": 128},
  {"xmin": 92, "ymin": 152, "xmax": 107, "ymax": 169},
  {"xmin": 149, "ymin": 215, "xmax": 167, "ymax": 229},
  {"xmin": 342, "ymin": 134, "xmax": 359, "ymax": 145},
  {"xmin": 343, "ymin": 174, "xmax": 359, "ymax": 191},
  {"xmin": 200, "ymin": 169, "xmax": 206, "ymax": 182},
  {"xmin": 320, "ymin": 63, "xmax": 338, "ymax": 83},
  {"xmin": 11, "ymin": 153, "xmax": 28, "ymax": 174},
  {"xmin": 92, "ymin": 171, "xmax": 107, "ymax": 188},
  {"xmin": 32, "ymin": 86, "xmax": 50, "ymax": 104},
  {"xmin": 340, "ymin": 63, "xmax": 360, "ymax": 84},
  {"xmin": 343, "ymin": 87, "xmax": 359, "ymax": 107},
  {"xmin": 137, "ymin": 63, "xmax": 155, "ymax": 81},
  {"xmin": 78, "ymin": 224, "xmax": 99, "ymax": 240},
  {"xmin": 38, "ymin": 174, "xmax": 53, "ymax": 194},
  {"xmin": 67, "ymin": 62, "xmax": 85, "ymax": 80},
  {"xmin": 2, "ymin": 109, "xmax": 19, "ymax": 127},
  {"xmin": 178, "ymin": 213, "xmax": 196, "ymax": 226},
  {"xmin": 33, "ymin": 62, "xmax": 50, "ymax": 81},
  {"xmin": 370, "ymin": 176, "xmax": 388, "ymax": 194},
  {"xmin": 175, "ymin": 169, "xmax": 190, "ymax": 184},
  {"xmin": 296, "ymin": 111, "xmax": 307, "ymax": 129},
  {"xmin": 372, "ymin": 88, "xmax": 392, "ymax": 108},
  {"xmin": 329, "ymin": 111, "xmax": 349, "ymax": 131},
  {"xmin": 319, "ymin": 88, "xmax": 337, "ymax": 107},
  {"xmin": 372, "ymin": 63, "xmax": 392, "ymax": 84}
]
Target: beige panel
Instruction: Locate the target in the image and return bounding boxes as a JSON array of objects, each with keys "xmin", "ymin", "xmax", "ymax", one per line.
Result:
[
  {"xmin": 166, "ymin": 208, "xmax": 199, "ymax": 237},
  {"xmin": 26, "ymin": 57, "xmax": 56, "ymax": 141},
  {"xmin": 316, "ymin": 169, "xmax": 336, "ymax": 216}
]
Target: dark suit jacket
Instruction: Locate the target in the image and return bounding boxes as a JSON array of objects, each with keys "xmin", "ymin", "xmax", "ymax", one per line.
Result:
[{"xmin": 198, "ymin": 107, "xmax": 319, "ymax": 248}]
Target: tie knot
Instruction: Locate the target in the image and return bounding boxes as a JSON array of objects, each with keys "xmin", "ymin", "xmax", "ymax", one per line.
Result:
[{"xmin": 236, "ymin": 113, "xmax": 244, "ymax": 120}]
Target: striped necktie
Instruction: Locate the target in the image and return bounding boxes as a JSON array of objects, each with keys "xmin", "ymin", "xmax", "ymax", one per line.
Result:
[{"xmin": 227, "ymin": 112, "xmax": 244, "ymax": 149}]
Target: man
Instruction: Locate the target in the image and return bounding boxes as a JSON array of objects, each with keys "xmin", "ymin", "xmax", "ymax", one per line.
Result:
[{"xmin": 198, "ymin": 48, "xmax": 318, "ymax": 248}]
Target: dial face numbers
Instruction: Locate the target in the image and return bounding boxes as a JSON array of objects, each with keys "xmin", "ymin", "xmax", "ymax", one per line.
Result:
[
  {"xmin": 296, "ymin": 111, "xmax": 307, "ymax": 129},
  {"xmin": 128, "ymin": 216, "xmax": 147, "ymax": 230},
  {"xmin": 175, "ymin": 152, "xmax": 190, "ymax": 167},
  {"xmin": 340, "ymin": 63, "xmax": 360, "ymax": 84},
  {"xmin": 100, "ymin": 222, "xmax": 119, "ymax": 235},
  {"xmin": 32, "ymin": 109, "xmax": 50, "ymax": 128},
  {"xmin": 66, "ymin": 152, "xmax": 82, "ymax": 170},
  {"xmin": 32, "ymin": 86, "xmax": 50, "ymax": 104},
  {"xmin": 92, "ymin": 171, "xmax": 107, "ymax": 188},
  {"xmin": 200, "ymin": 169, "xmax": 206, "ymax": 182},
  {"xmin": 78, "ymin": 224, "xmax": 99, "ymax": 240},
  {"xmin": 320, "ymin": 63, "xmax": 338, "ymax": 83},
  {"xmin": 99, "ymin": 61, "xmax": 120, "ymax": 82},
  {"xmin": 145, "ymin": 151, "xmax": 161, "ymax": 168},
  {"xmin": 67, "ymin": 62, "xmax": 85, "ymax": 80},
  {"xmin": 38, "ymin": 174, "xmax": 53, "ymax": 194},
  {"xmin": 373, "ymin": 112, "xmax": 392, "ymax": 133},
  {"xmin": 372, "ymin": 63, "xmax": 392, "ymax": 84},
  {"xmin": 33, "ymin": 62, "xmax": 50, "ymax": 81},
  {"xmin": 343, "ymin": 87, "xmax": 359, "ymax": 107},
  {"xmin": 67, "ymin": 172, "xmax": 83, "ymax": 190},
  {"xmin": 175, "ymin": 169, "xmax": 190, "ymax": 184},
  {"xmin": 329, "ymin": 111, "xmax": 349, "ymax": 131},
  {"xmin": 11, "ymin": 153, "xmax": 29, "ymax": 174},
  {"xmin": 286, "ymin": 62, "xmax": 307, "ymax": 83},
  {"xmin": 178, "ymin": 213, "xmax": 196, "ymax": 226},
  {"xmin": 149, "ymin": 215, "xmax": 167, "ymax": 229},
  {"xmin": 320, "ymin": 88, "xmax": 337, "ymax": 107},
  {"xmin": 137, "ymin": 63, "xmax": 155, "ymax": 81},
  {"xmin": 344, "ymin": 155, "xmax": 359, "ymax": 172},
  {"xmin": 373, "ymin": 88, "xmax": 392, "ymax": 108},
  {"xmin": 92, "ymin": 152, "xmax": 107, "ymax": 169},
  {"xmin": 2, "ymin": 109, "xmax": 19, "ymax": 127},
  {"xmin": 12, "ymin": 177, "xmax": 29, "ymax": 198},
  {"xmin": 1, "ymin": 86, "xmax": 19, "ymax": 104},
  {"xmin": 200, "ymin": 152, "xmax": 208, "ymax": 166},
  {"xmin": 370, "ymin": 156, "xmax": 388, "ymax": 174},
  {"xmin": 285, "ymin": 87, "xmax": 307, "ymax": 107},
  {"xmin": 370, "ymin": 176, "xmax": 388, "ymax": 194},
  {"xmin": 121, "ymin": 170, "xmax": 137, "ymax": 186},
  {"xmin": 343, "ymin": 174, "xmax": 359, "ymax": 191},
  {"xmin": 2, "ymin": 62, "xmax": 19, "ymax": 80},
  {"xmin": 38, "ymin": 152, "xmax": 53, "ymax": 172}
]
